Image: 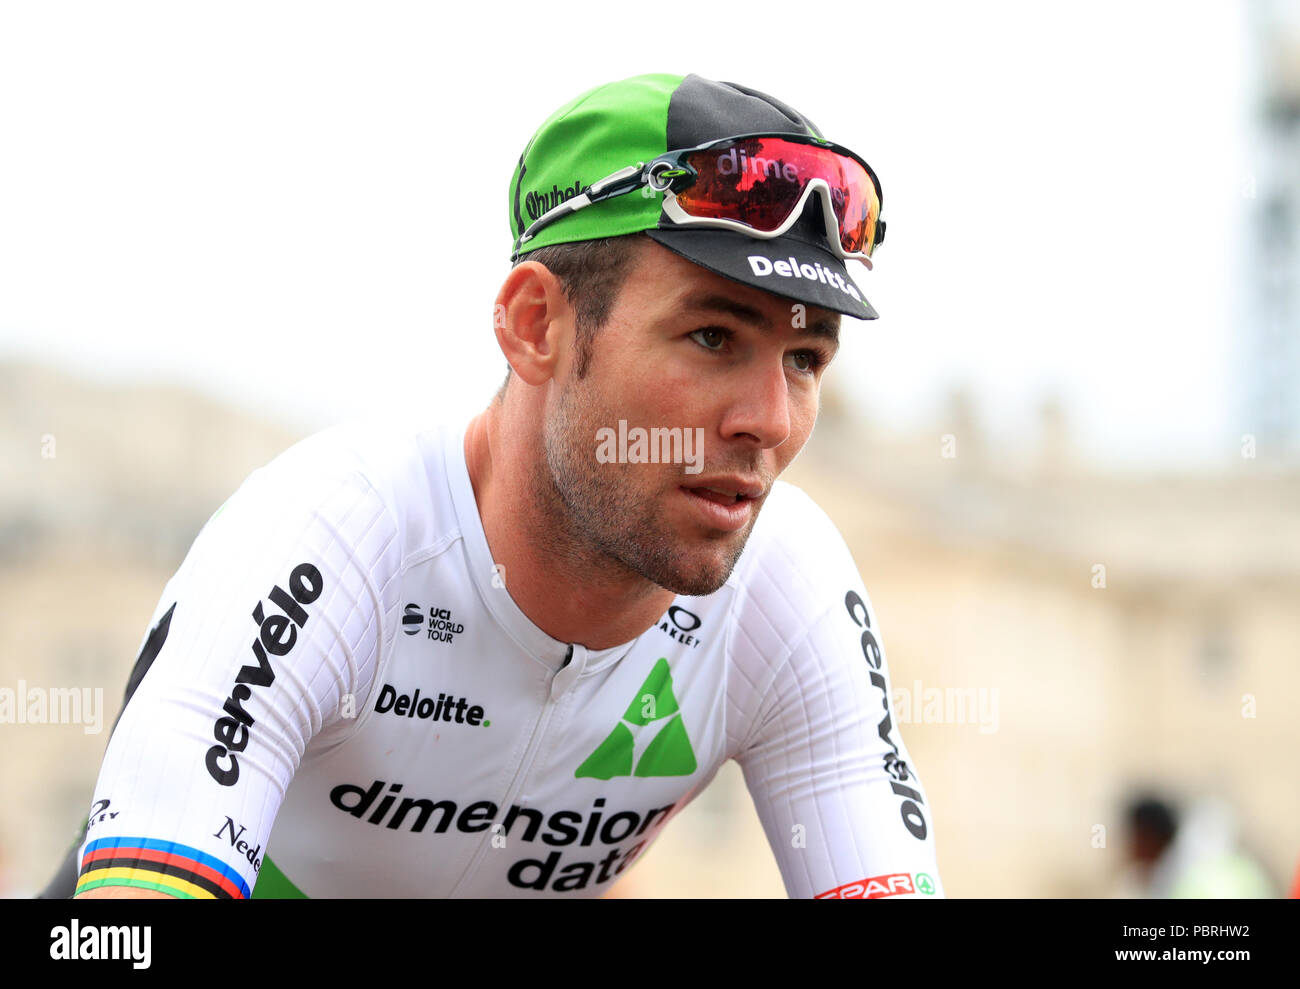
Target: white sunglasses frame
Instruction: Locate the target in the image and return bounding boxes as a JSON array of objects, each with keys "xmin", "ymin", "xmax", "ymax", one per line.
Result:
[{"xmin": 512, "ymin": 139, "xmax": 883, "ymax": 267}]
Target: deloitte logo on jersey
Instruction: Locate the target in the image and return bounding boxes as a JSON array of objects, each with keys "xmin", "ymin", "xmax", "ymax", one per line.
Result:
[
  {"xmin": 373, "ymin": 683, "xmax": 489, "ymax": 727},
  {"xmin": 575, "ymin": 658, "xmax": 696, "ymax": 780}
]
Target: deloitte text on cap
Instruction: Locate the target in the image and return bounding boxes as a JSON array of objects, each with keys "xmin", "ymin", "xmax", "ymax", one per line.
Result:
[{"xmin": 508, "ymin": 72, "xmax": 883, "ymax": 320}]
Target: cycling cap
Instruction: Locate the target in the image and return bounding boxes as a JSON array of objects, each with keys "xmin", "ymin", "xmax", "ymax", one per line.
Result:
[{"xmin": 508, "ymin": 72, "xmax": 881, "ymax": 320}]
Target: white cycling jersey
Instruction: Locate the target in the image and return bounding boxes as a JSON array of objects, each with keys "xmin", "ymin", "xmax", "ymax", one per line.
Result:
[{"xmin": 74, "ymin": 417, "xmax": 943, "ymax": 899}]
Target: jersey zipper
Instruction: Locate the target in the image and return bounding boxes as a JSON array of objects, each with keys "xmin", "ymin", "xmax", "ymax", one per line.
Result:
[{"xmin": 446, "ymin": 644, "xmax": 574, "ymax": 896}]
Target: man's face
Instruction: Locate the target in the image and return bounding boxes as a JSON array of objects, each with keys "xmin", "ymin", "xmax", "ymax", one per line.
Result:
[{"xmin": 538, "ymin": 239, "xmax": 841, "ymax": 596}]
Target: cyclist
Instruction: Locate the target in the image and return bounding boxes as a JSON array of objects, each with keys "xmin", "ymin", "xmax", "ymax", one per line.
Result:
[{"xmin": 46, "ymin": 72, "xmax": 943, "ymax": 899}]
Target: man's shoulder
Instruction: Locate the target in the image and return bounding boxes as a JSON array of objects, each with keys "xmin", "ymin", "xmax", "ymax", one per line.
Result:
[
  {"xmin": 210, "ymin": 414, "xmax": 462, "ymax": 555},
  {"xmin": 263, "ymin": 415, "xmax": 451, "ymax": 491},
  {"xmin": 256, "ymin": 413, "xmax": 463, "ymax": 499},
  {"xmin": 740, "ymin": 479, "xmax": 857, "ymax": 570},
  {"xmin": 725, "ymin": 479, "xmax": 864, "ymax": 627}
]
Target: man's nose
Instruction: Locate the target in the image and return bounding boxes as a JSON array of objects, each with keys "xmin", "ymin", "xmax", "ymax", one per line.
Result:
[{"xmin": 717, "ymin": 358, "xmax": 792, "ymax": 450}]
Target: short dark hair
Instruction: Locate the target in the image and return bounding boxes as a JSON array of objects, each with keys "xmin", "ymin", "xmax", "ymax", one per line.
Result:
[
  {"xmin": 1127, "ymin": 795, "xmax": 1178, "ymax": 844},
  {"xmin": 501, "ymin": 233, "xmax": 647, "ymax": 389}
]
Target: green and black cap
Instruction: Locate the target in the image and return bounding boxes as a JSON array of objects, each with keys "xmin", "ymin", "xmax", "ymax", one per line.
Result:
[{"xmin": 508, "ymin": 72, "xmax": 880, "ymax": 320}]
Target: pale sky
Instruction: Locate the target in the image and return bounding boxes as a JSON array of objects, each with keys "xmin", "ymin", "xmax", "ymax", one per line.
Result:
[{"xmin": 0, "ymin": 1, "xmax": 1261, "ymax": 469}]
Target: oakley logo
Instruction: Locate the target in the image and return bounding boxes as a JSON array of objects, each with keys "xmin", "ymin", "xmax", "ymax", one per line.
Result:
[
  {"xmin": 747, "ymin": 256, "xmax": 862, "ymax": 302},
  {"xmin": 667, "ymin": 606, "xmax": 701, "ymax": 633},
  {"xmin": 717, "ymin": 148, "xmax": 798, "ymax": 182}
]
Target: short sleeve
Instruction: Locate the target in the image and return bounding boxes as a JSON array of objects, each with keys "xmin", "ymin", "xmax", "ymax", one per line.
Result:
[
  {"xmin": 731, "ymin": 486, "xmax": 944, "ymax": 899},
  {"xmin": 74, "ymin": 445, "xmax": 401, "ymax": 898}
]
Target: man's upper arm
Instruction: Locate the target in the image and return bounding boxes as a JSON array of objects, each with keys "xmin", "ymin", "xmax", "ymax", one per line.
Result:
[
  {"xmin": 732, "ymin": 489, "xmax": 944, "ymax": 899},
  {"xmin": 73, "ymin": 447, "xmax": 401, "ymax": 899}
]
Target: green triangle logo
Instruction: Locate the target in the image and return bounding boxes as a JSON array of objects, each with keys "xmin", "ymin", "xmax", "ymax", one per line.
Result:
[
  {"xmin": 573, "ymin": 722, "xmax": 635, "ymax": 780},
  {"xmin": 575, "ymin": 658, "xmax": 696, "ymax": 780}
]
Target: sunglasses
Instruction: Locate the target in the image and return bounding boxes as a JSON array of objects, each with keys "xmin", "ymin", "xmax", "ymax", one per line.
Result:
[{"xmin": 512, "ymin": 133, "xmax": 885, "ymax": 266}]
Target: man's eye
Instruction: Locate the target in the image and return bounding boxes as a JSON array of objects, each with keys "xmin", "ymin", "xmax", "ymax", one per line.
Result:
[
  {"xmin": 785, "ymin": 350, "xmax": 827, "ymax": 374},
  {"xmin": 690, "ymin": 327, "xmax": 729, "ymax": 351}
]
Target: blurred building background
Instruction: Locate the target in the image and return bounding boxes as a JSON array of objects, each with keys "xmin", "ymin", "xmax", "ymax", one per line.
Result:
[
  {"xmin": 1240, "ymin": 0, "xmax": 1300, "ymax": 465},
  {"xmin": 0, "ymin": 361, "xmax": 302, "ymax": 895}
]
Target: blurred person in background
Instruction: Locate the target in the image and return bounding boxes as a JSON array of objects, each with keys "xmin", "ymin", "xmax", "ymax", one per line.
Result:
[{"xmin": 1114, "ymin": 790, "xmax": 1275, "ymax": 898}]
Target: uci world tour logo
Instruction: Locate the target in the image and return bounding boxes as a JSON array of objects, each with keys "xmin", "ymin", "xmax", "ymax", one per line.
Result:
[
  {"xmin": 575, "ymin": 658, "xmax": 696, "ymax": 780},
  {"xmin": 402, "ymin": 603, "xmax": 466, "ymax": 644},
  {"xmin": 402, "ymin": 604, "xmax": 423, "ymax": 635}
]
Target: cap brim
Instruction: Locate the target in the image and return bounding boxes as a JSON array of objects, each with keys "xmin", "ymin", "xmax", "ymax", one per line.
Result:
[{"xmin": 645, "ymin": 227, "xmax": 878, "ymax": 320}]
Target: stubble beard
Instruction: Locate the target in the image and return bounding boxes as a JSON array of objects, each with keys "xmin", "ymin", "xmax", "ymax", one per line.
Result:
[{"xmin": 534, "ymin": 376, "xmax": 755, "ymax": 597}]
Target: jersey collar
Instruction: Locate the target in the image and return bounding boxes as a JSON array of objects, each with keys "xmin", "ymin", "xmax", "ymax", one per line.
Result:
[{"xmin": 442, "ymin": 417, "xmax": 638, "ymax": 676}]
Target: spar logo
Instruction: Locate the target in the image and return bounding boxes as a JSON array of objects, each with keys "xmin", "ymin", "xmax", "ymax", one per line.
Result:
[{"xmin": 815, "ymin": 872, "xmax": 922, "ymax": 899}]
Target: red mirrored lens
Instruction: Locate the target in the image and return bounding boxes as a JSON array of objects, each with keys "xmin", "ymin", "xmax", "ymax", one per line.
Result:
[{"xmin": 676, "ymin": 137, "xmax": 880, "ymax": 255}]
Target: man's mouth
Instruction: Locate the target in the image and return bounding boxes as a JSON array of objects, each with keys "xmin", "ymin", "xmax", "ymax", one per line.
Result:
[
  {"xmin": 680, "ymin": 476, "xmax": 764, "ymax": 501},
  {"xmin": 689, "ymin": 486, "xmax": 747, "ymax": 505},
  {"xmin": 677, "ymin": 477, "xmax": 766, "ymax": 532}
]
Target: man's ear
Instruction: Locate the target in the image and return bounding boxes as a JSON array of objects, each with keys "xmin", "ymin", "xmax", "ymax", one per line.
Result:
[{"xmin": 493, "ymin": 262, "xmax": 572, "ymax": 386}]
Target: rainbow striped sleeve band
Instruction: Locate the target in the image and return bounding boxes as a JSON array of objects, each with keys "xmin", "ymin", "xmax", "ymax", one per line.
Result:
[{"xmin": 77, "ymin": 836, "xmax": 251, "ymax": 899}]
